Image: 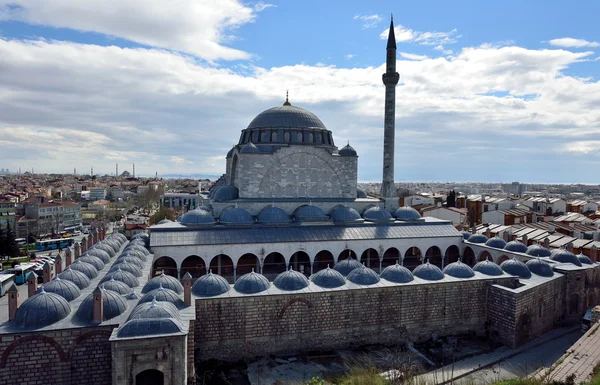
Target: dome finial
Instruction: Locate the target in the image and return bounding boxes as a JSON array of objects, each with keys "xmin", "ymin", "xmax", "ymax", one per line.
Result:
[{"xmin": 283, "ymin": 90, "xmax": 291, "ymax": 106}]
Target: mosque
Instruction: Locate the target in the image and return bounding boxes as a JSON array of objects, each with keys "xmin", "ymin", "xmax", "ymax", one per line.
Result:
[{"xmin": 0, "ymin": 17, "xmax": 599, "ymax": 385}]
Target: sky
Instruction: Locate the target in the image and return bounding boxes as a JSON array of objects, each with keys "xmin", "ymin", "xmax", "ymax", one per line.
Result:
[{"xmin": 0, "ymin": 0, "xmax": 599, "ymax": 183}]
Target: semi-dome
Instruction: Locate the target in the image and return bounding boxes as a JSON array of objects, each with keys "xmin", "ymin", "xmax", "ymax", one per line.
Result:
[
  {"xmin": 473, "ymin": 258, "xmax": 503, "ymax": 276},
  {"xmin": 526, "ymin": 244, "xmax": 552, "ymax": 257},
  {"xmin": 114, "ymin": 256, "xmax": 144, "ymax": 269},
  {"xmin": 333, "ymin": 257, "xmax": 362, "ymax": 276},
  {"xmin": 293, "ymin": 205, "xmax": 329, "ymax": 222},
  {"xmin": 526, "ymin": 258, "xmax": 554, "ymax": 277},
  {"xmin": 273, "ymin": 268, "xmax": 310, "ymax": 291},
  {"xmin": 84, "ymin": 249, "xmax": 111, "ymax": 263},
  {"xmin": 461, "ymin": 231, "xmax": 472, "ymax": 240},
  {"xmin": 550, "ymin": 248, "xmax": 582, "ymax": 266},
  {"xmin": 240, "ymin": 142, "xmax": 261, "ymax": 154},
  {"xmin": 128, "ymin": 299, "xmax": 181, "ymax": 321},
  {"xmin": 504, "ymin": 241, "xmax": 528, "ymax": 253},
  {"xmin": 443, "ymin": 261, "xmax": 475, "ymax": 279},
  {"xmin": 70, "ymin": 260, "xmax": 99, "ymax": 279},
  {"xmin": 330, "ymin": 205, "xmax": 363, "ymax": 223},
  {"xmin": 14, "ymin": 288, "xmax": 71, "ymax": 328},
  {"xmin": 500, "ymin": 258, "xmax": 532, "ymax": 278},
  {"xmin": 76, "ymin": 287, "xmax": 127, "ymax": 322},
  {"xmin": 109, "ymin": 261, "xmax": 143, "ymax": 278},
  {"xmin": 157, "ymin": 218, "xmax": 172, "ymax": 225},
  {"xmin": 57, "ymin": 267, "xmax": 91, "ymax": 289},
  {"xmin": 100, "ymin": 268, "xmax": 139, "ymax": 288},
  {"xmin": 234, "ymin": 271, "xmax": 270, "ymax": 294},
  {"xmin": 394, "ymin": 206, "xmax": 422, "ymax": 221},
  {"xmin": 381, "ymin": 263, "xmax": 414, "ymax": 283},
  {"xmin": 257, "ymin": 206, "xmax": 291, "ymax": 224},
  {"xmin": 116, "ymin": 318, "xmax": 185, "ymax": 339},
  {"xmin": 338, "ymin": 144, "xmax": 358, "ymax": 157},
  {"xmin": 192, "ymin": 271, "xmax": 230, "ymax": 297},
  {"xmin": 467, "ymin": 234, "xmax": 488, "ymax": 244},
  {"xmin": 180, "ymin": 208, "xmax": 216, "ymax": 225},
  {"xmin": 142, "ymin": 272, "xmax": 184, "ymax": 294},
  {"xmin": 139, "ymin": 286, "xmax": 183, "ymax": 305},
  {"xmin": 226, "ymin": 146, "xmax": 235, "ymax": 158},
  {"xmin": 485, "ymin": 237, "xmax": 507, "ymax": 249},
  {"xmin": 363, "ymin": 206, "xmax": 393, "ymax": 222},
  {"xmin": 213, "ymin": 185, "xmax": 240, "ymax": 201},
  {"xmin": 220, "ymin": 207, "xmax": 254, "ymax": 225},
  {"xmin": 101, "ymin": 277, "xmax": 131, "ymax": 295},
  {"xmin": 77, "ymin": 255, "xmax": 105, "ymax": 271},
  {"xmin": 310, "ymin": 266, "xmax": 346, "ymax": 288},
  {"xmin": 577, "ymin": 253, "xmax": 594, "ymax": 265},
  {"xmin": 413, "ymin": 262, "xmax": 445, "ymax": 281},
  {"xmin": 40, "ymin": 277, "xmax": 81, "ymax": 301},
  {"xmin": 346, "ymin": 264, "xmax": 380, "ymax": 285}
]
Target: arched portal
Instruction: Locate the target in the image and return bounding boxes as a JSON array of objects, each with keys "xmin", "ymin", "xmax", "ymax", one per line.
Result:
[
  {"xmin": 478, "ymin": 250, "xmax": 492, "ymax": 262},
  {"xmin": 289, "ymin": 251, "xmax": 311, "ymax": 276},
  {"xmin": 237, "ymin": 253, "xmax": 260, "ymax": 276},
  {"xmin": 426, "ymin": 246, "xmax": 443, "ymax": 269},
  {"xmin": 383, "ymin": 247, "xmax": 400, "ymax": 269},
  {"xmin": 497, "ymin": 255, "xmax": 510, "ymax": 265},
  {"xmin": 152, "ymin": 256, "xmax": 177, "ymax": 278},
  {"xmin": 403, "ymin": 247, "xmax": 422, "ymax": 271},
  {"xmin": 445, "ymin": 245, "xmax": 460, "ymax": 265},
  {"xmin": 209, "ymin": 254, "xmax": 234, "ymax": 282},
  {"xmin": 338, "ymin": 249, "xmax": 357, "ymax": 261},
  {"xmin": 314, "ymin": 250, "xmax": 335, "ymax": 273},
  {"xmin": 360, "ymin": 248, "xmax": 379, "ymax": 270},
  {"xmin": 135, "ymin": 369, "xmax": 164, "ymax": 385},
  {"xmin": 462, "ymin": 247, "xmax": 476, "ymax": 266},
  {"xmin": 180, "ymin": 255, "xmax": 206, "ymax": 278},
  {"xmin": 262, "ymin": 252, "xmax": 286, "ymax": 279}
]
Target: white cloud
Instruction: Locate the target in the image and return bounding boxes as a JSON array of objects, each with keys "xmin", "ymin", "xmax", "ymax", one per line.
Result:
[
  {"xmin": 563, "ymin": 141, "xmax": 600, "ymax": 154},
  {"xmin": 353, "ymin": 14, "xmax": 383, "ymax": 29},
  {"xmin": 0, "ymin": 0, "xmax": 272, "ymax": 60},
  {"xmin": 548, "ymin": 38, "xmax": 600, "ymax": 48},
  {"xmin": 400, "ymin": 52, "xmax": 428, "ymax": 60},
  {"xmin": 381, "ymin": 24, "xmax": 459, "ymax": 46},
  {"xmin": 433, "ymin": 45, "xmax": 453, "ymax": 55},
  {"xmin": 344, "ymin": 54, "xmax": 355, "ymax": 60},
  {"xmin": 171, "ymin": 156, "xmax": 191, "ymax": 165}
]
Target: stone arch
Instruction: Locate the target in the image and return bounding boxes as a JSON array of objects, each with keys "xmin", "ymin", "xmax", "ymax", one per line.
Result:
[
  {"xmin": 314, "ymin": 250, "xmax": 335, "ymax": 272},
  {"xmin": 278, "ymin": 298, "xmax": 312, "ymax": 335},
  {"xmin": 231, "ymin": 154, "xmax": 239, "ymax": 185},
  {"xmin": 383, "ymin": 247, "xmax": 400, "ymax": 269},
  {"xmin": 445, "ymin": 245, "xmax": 460, "ymax": 265},
  {"xmin": 181, "ymin": 255, "xmax": 206, "ymax": 278},
  {"xmin": 135, "ymin": 368, "xmax": 165, "ymax": 385},
  {"xmin": 462, "ymin": 247, "xmax": 476, "ymax": 266},
  {"xmin": 1, "ymin": 335, "xmax": 66, "ymax": 368},
  {"xmin": 209, "ymin": 254, "xmax": 234, "ymax": 280},
  {"xmin": 426, "ymin": 246, "xmax": 443, "ymax": 268},
  {"xmin": 289, "ymin": 251, "xmax": 311, "ymax": 276},
  {"xmin": 237, "ymin": 253, "xmax": 260, "ymax": 276},
  {"xmin": 403, "ymin": 247, "xmax": 422, "ymax": 271},
  {"xmin": 68, "ymin": 330, "xmax": 112, "ymax": 385},
  {"xmin": 478, "ymin": 250, "xmax": 493, "ymax": 262},
  {"xmin": 360, "ymin": 248, "xmax": 379, "ymax": 270},
  {"xmin": 278, "ymin": 298, "xmax": 313, "ymax": 319},
  {"xmin": 152, "ymin": 256, "xmax": 177, "ymax": 278},
  {"xmin": 338, "ymin": 249, "xmax": 358, "ymax": 262},
  {"xmin": 263, "ymin": 252, "xmax": 286, "ymax": 277},
  {"xmin": 66, "ymin": 329, "xmax": 112, "ymax": 360},
  {"xmin": 497, "ymin": 255, "xmax": 510, "ymax": 265}
]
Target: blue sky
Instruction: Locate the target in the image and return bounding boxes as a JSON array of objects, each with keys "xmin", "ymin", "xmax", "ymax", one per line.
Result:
[{"xmin": 0, "ymin": 0, "xmax": 599, "ymax": 183}]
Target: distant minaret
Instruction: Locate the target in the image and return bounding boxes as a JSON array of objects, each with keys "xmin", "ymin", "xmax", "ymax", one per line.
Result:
[
  {"xmin": 133, "ymin": 163, "xmax": 135, "ymax": 178},
  {"xmin": 91, "ymin": 166, "xmax": 93, "ymax": 176},
  {"xmin": 74, "ymin": 167, "xmax": 76, "ymax": 175},
  {"xmin": 381, "ymin": 15, "xmax": 399, "ymax": 206},
  {"xmin": 116, "ymin": 163, "xmax": 119, "ymax": 178},
  {"xmin": 155, "ymin": 171, "xmax": 158, "ymax": 179}
]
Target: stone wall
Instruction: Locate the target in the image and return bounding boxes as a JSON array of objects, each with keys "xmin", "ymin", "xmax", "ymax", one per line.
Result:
[
  {"xmin": 194, "ymin": 278, "xmax": 512, "ymax": 361},
  {"xmin": 0, "ymin": 326, "xmax": 115, "ymax": 385}
]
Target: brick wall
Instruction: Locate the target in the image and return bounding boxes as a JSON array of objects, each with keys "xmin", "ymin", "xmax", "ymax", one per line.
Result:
[
  {"xmin": 187, "ymin": 320, "xmax": 195, "ymax": 385},
  {"xmin": 0, "ymin": 326, "xmax": 115, "ymax": 385}
]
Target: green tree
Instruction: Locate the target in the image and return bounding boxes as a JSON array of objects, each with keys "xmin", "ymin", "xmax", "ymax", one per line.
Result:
[
  {"xmin": 149, "ymin": 207, "xmax": 176, "ymax": 225},
  {"xmin": 0, "ymin": 223, "xmax": 20, "ymax": 258},
  {"xmin": 447, "ymin": 190, "xmax": 456, "ymax": 208}
]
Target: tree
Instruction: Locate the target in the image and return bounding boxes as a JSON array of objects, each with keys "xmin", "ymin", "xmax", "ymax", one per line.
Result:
[
  {"xmin": 149, "ymin": 207, "xmax": 176, "ymax": 225},
  {"xmin": 0, "ymin": 223, "xmax": 20, "ymax": 258},
  {"xmin": 447, "ymin": 190, "xmax": 456, "ymax": 208}
]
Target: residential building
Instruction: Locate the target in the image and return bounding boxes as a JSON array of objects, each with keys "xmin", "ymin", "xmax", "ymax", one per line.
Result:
[
  {"xmin": 481, "ymin": 207, "xmax": 531, "ymax": 226},
  {"xmin": 0, "ymin": 201, "xmax": 15, "ymax": 230},
  {"xmin": 523, "ymin": 197, "xmax": 567, "ymax": 215},
  {"xmin": 160, "ymin": 193, "xmax": 201, "ymax": 211},
  {"xmin": 421, "ymin": 206, "xmax": 466, "ymax": 226},
  {"xmin": 89, "ymin": 188, "xmax": 107, "ymax": 201},
  {"xmin": 25, "ymin": 201, "xmax": 82, "ymax": 235}
]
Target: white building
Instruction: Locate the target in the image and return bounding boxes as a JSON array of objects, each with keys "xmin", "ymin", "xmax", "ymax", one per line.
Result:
[{"xmin": 523, "ymin": 197, "xmax": 567, "ymax": 215}]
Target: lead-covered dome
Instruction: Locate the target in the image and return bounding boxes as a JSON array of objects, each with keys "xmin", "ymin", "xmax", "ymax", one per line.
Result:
[
  {"xmin": 101, "ymin": 277, "xmax": 132, "ymax": 295},
  {"xmin": 504, "ymin": 241, "xmax": 528, "ymax": 253},
  {"xmin": 220, "ymin": 207, "xmax": 254, "ymax": 225},
  {"xmin": 40, "ymin": 277, "xmax": 81, "ymax": 301},
  {"xmin": 330, "ymin": 205, "xmax": 363, "ymax": 223},
  {"xmin": 293, "ymin": 205, "xmax": 329, "ymax": 222},
  {"xmin": 128, "ymin": 299, "xmax": 181, "ymax": 321},
  {"xmin": 234, "ymin": 271, "xmax": 270, "ymax": 294},
  {"xmin": 273, "ymin": 268, "xmax": 310, "ymax": 291},
  {"xmin": 526, "ymin": 258, "xmax": 554, "ymax": 277},
  {"xmin": 77, "ymin": 255, "xmax": 105, "ymax": 271},
  {"xmin": 139, "ymin": 286, "xmax": 183, "ymax": 305},
  {"xmin": 192, "ymin": 271, "xmax": 230, "ymax": 297},
  {"xmin": 70, "ymin": 260, "xmax": 99, "ymax": 279},
  {"xmin": 338, "ymin": 144, "xmax": 357, "ymax": 157},
  {"xmin": 100, "ymin": 268, "xmax": 139, "ymax": 288},
  {"xmin": 485, "ymin": 237, "xmax": 507, "ymax": 249},
  {"xmin": 550, "ymin": 248, "xmax": 582, "ymax": 266},
  {"xmin": 213, "ymin": 185, "xmax": 240, "ymax": 201},
  {"xmin": 381, "ymin": 263, "xmax": 414, "ymax": 283},
  {"xmin": 461, "ymin": 231, "xmax": 472, "ymax": 240},
  {"xmin": 114, "ymin": 256, "xmax": 144, "ymax": 269},
  {"xmin": 347, "ymin": 264, "xmax": 380, "ymax": 285},
  {"xmin": 310, "ymin": 266, "xmax": 346, "ymax": 288},
  {"xmin": 76, "ymin": 287, "xmax": 127, "ymax": 322},
  {"xmin": 247, "ymin": 105, "xmax": 326, "ymax": 130},
  {"xmin": 467, "ymin": 234, "xmax": 488, "ymax": 244},
  {"xmin": 333, "ymin": 257, "xmax": 362, "ymax": 277},
  {"xmin": 413, "ymin": 262, "xmax": 445, "ymax": 281},
  {"xmin": 84, "ymin": 249, "xmax": 111, "ymax": 264},
  {"xmin": 142, "ymin": 272, "xmax": 184, "ymax": 294},
  {"xmin": 526, "ymin": 244, "xmax": 552, "ymax": 257},
  {"xmin": 116, "ymin": 318, "xmax": 185, "ymax": 338},
  {"xmin": 180, "ymin": 208, "xmax": 216, "ymax": 225},
  {"xmin": 577, "ymin": 253, "xmax": 594, "ymax": 265},
  {"xmin": 57, "ymin": 266, "xmax": 91, "ymax": 289},
  {"xmin": 109, "ymin": 261, "xmax": 143, "ymax": 278},
  {"xmin": 363, "ymin": 206, "xmax": 393, "ymax": 222},
  {"xmin": 257, "ymin": 205, "xmax": 291, "ymax": 224},
  {"xmin": 394, "ymin": 206, "xmax": 422, "ymax": 221},
  {"xmin": 14, "ymin": 288, "xmax": 71, "ymax": 328},
  {"xmin": 473, "ymin": 258, "xmax": 503, "ymax": 276},
  {"xmin": 500, "ymin": 258, "xmax": 532, "ymax": 278},
  {"xmin": 443, "ymin": 261, "xmax": 475, "ymax": 278}
]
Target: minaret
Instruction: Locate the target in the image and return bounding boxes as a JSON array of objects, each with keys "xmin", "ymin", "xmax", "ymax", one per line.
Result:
[
  {"xmin": 116, "ymin": 163, "xmax": 118, "ymax": 178},
  {"xmin": 133, "ymin": 163, "xmax": 135, "ymax": 178},
  {"xmin": 381, "ymin": 15, "xmax": 399, "ymax": 207}
]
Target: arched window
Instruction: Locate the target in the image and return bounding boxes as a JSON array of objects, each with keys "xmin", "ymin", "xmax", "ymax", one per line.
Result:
[
  {"xmin": 271, "ymin": 131, "xmax": 278, "ymax": 142},
  {"xmin": 296, "ymin": 131, "xmax": 303, "ymax": 143},
  {"xmin": 252, "ymin": 131, "xmax": 259, "ymax": 143},
  {"xmin": 307, "ymin": 132, "xmax": 314, "ymax": 143},
  {"xmin": 284, "ymin": 132, "xmax": 290, "ymax": 142},
  {"xmin": 316, "ymin": 132, "xmax": 322, "ymax": 144},
  {"xmin": 261, "ymin": 131, "xmax": 268, "ymax": 143}
]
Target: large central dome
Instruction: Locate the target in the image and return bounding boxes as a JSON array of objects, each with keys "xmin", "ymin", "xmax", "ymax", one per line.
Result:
[{"xmin": 247, "ymin": 105, "xmax": 326, "ymax": 130}]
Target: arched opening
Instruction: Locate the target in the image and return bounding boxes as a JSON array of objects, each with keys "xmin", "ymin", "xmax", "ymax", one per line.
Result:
[
  {"xmin": 237, "ymin": 253, "xmax": 260, "ymax": 276},
  {"xmin": 135, "ymin": 369, "xmax": 164, "ymax": 385},
  {"xmin": 290, "ymin": 251, "xmax": 311, "ymax": 276},
  {"xmin": 478, "ymin": 250, "xmax": 492, "ymax": 262},
  {"xmin": 314, "ymin": 250, "xmax": 335, "ymax": 273},
  {"xmin": 261, "ymin": 130, "xmax": 268, "ymax": 142},
  {"xmin": 426, "ymin": 246, "xmax": 443, "ymax": 269},
  {"xmin": 383, "ymin": 247, "xmax": 400, "ymax": 269},
  {"xmin": 462, "ymin": 247, "xmax": 476, "ymax": 266},
  {"xmin": 445, "ymin": 245, "xmax": 460, "ymax": 265},
  {"xmin": 231, "ymin": 155, "xmax": 239, "ymax": 185},
  {"xmin": 152, "ymin": 256, "xmax": 177, "ymax": 278},
  {"xmin": 271, "ymin": 131, "xmax": 278, "ymax": 142},
  {"xmin": 403, "ymin": 247, "xmax": 422, "ymax": 271},
  {"xmin": 181, "ymin": 255, "xmax": 206, "ymax": 278},
  {"xmin": 360, "ymin": 248, "xmax": 379, "ymax": 270},
  {"xmin": 338, "ymin": 249, "xmax": 357, "ymax": 262},
  {"xmin": 262, "ymin": 252, "xmax": 286, "ymax": 279},
  {"xmin": 497, "ymin": 255, "xmax": 510, "ymax": 265},
  {"xmin": 209, "ymin": 254, "xmax": 234, "ymax": 282}
]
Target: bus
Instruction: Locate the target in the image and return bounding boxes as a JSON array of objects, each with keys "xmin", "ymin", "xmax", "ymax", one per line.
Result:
[
  {"xmin": 4, "ymin": 263, "xmax": 37, "ymax": 284},
  {"xmin": 15, "ymin": 238, "xmax": 27, "ymax": 247},
  {"xmin": 35, "ymin": 238, "xmax": 74, "ymax": 251}
]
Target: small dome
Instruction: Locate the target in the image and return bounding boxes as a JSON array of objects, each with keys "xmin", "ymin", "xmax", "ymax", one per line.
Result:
[
  {"xmin": 346, "ymin": 264, "xmax": 380, "ymax": 285},
  {"xmin": 550, "ymin": 249, "xmax": 582, "ymax": 266},
  {"xmin": 100, "ymin": 268, "xmax": 139, "ymax": 288},
  {"xmin": 273, "ymin": 268, "xmax": 310, "ymax": 291},
  {"xmin": 500, "ymin": 258, "xmax": 532, "ymax": 278},
  {"xmin": 394, "ymin": 206, "xmax": 422, "ymax": 221},
  {"xmin": 180, "ymin": 208, "xmax": 216, "ymax": 225},
  {"xmin": 240, "ymin": 142, "xmax": 261, "ymax": 154},
  {"xmin": 226, "ymin": 146, "xmax": 235, "ymax": 158},
  {"xmin": 443, "ymin": 261, "xmax": 475, "ymax": 278},
  {"xmin": 363, "ymin": 206, "xmax": 393, "ymax": 222},
  {"xmin": 84, "ymin": 249, "xmax": 111, "ymax": 263},
  {"xmin": 310, "ymin": 266, "xmax": 346, "ymax": 288},
  {"xmin": 128, "ymin": 299, "xmax": 181, "ymax": 321},
  {"xmin": 526, "ymin": 258, "xmax": 554, "ymax": 277},
  {"xmin": 234, "ymin": 271, "xmax": 270, "ymax": 294},
  {"xmin": 90, "ymin": 243, "xmax": 115, "ymax": 258},
  {"xmin": 526, "ymin": 244, "xmax": 552, "ymax": 257},
  {"xmin": 76, "ymin": 288, "xmax": 127, "ymax": 322},
  {"xmin": 381, "ymin": 263, "xmax": 414, "ymax": 283},
  {"xmin": 114, "ymin": 256, "xmax": 144, "ymax": 269},
  {"xmin": 125, "ymin": 288, "xmax": 139, "ymax": 300},
  {"xmin": 577, "ymin": 253, "xmax": 594, "ymax": 265},
  {"xmin": 192, "ymin": 271, "xmax": 230, "ymax": 297},
  {"xmin": 461, "ymin": 231, "xmax": 472, "ymax": 240},
  {"xmin": 213, "ymin": 185, "xmax": 240, "ymax": 202},
  {"xmin": 57, "ymin": 267, "xmax": 91, "ymax": 289},
  {"xmin": 504, "ymin": 241, "xmax": 528, "ymax": 253},
  {"xmin": 257, "ymin": 206, "xmax": 291, "ymax": 224},
  {"xmin": 40, "ymin": 277, "xmax": 81, "ymax": 301},
  {"xmin": 357, "ymin": 188, "xmax": 367, "ymax": 199},
  {"xmin": 77, "ymin": 255, "xmax": 105, "ymax": 271},
  {"xmin": 113, "ymin": 233, "xmax": 128, "ymax": 243},
  {"xmin": 330, "ymin": 205, "xmax": 363, "ymax": 223},
  {"xmin": 485, "ymin": 237, "xmax": 507, "ymax": 249},
  {"xmin": 14, "ymin": 288, "xmax": 71, "ymax": 328},
  {"xmin": 121, "ymin": 249, "xmax": 148, "ymax": 261},
  {"xmin": 139, "ymin": 286, "xmax": 183, "ymax": 305},
  {"xmin": 70, "ymin": 260, "xmax": 99, "ymax": 279},
  {"xmin": 100, "ymin": 240, "xmax": 120, "ymax": 254},
  {"xmin": 338, "ymin": 144, "xmax": 358, "ymax": 156},
  {"xmin": 142, "ymin": 272, "xmax": 184, "ymax": 294},
  {"xmin": 157, "ymin": 218, "xmax": 172, "ymax": 225},
  {"xmin": 413, "ymin": 262, "xmax": 445, "ymax": 281},
  {"xmin": 473, "ymin": 259, "xmax": 503, "ymax": 276},
  {"xmin": 125, "ymin": 241, "xmax": 149, "ymax": 253},
  {"xmin": 468, "ymin": 234, "xmax": 488, "ymax": 244},
  {"xmin": 109, "ymin": 261, "xmax": 143, "ymax": 278},
  {"xmin": 220, "ymin": 207, "xmax": 254, "ymax": 225},
  {"xmin": 116, "ymin": 318, "xmax": 185, "ymax": 339},
  {"xmin": 333, "ymin": 257, "xmax": 362, "ymax": 276},
  {"xmin": 101, "ymin": 277, "xmax": 131, "ymax": 295},
  {"xmin": 293, "ymin": 205, "xmax": 329, "ymax": 222}
]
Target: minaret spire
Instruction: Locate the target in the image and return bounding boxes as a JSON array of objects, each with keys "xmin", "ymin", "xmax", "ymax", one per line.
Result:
[
  {"xmin": 381, "ymin": 14, "xmax": 400, "ymax": 206},
  {"xmin": 283, "ymin": 90, "xmax": 291, "ymax": 106}
]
